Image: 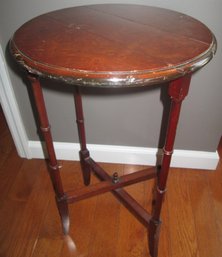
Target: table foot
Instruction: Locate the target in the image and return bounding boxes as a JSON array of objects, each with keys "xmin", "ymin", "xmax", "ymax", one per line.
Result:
[
  {"xmin": 148, "ymin": 219, "xmax": 162, "ymax": 257},
  {"xmin": 56, "ymin": 195, "xmax": 70, "ymax": 235},
  {"xmin": 80, "ymin": 149, "xmax": 91, "ymax": 185}
]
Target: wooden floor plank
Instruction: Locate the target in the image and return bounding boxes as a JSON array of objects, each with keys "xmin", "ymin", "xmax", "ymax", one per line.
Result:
[
  {"xmin": 207, "ymin": 159, "xmax": 222, "ymax": 249},
  {"xmin": 0, "ymin": 107, "xmax": 222, "ymax": 257},
  {"xmin": 84, "ymin": 163, "xmax": 123, "ymax": 257},
  {"xmin": 59, "ymin": 161, "xmax": 98, "ymax": 257},
  {"xmin": 31, "ymin": 196, "xmax": 64, "ymax": 257},
  {"xmin": 0, "ymin": 159, "xmax": 44, "ymax": 257},
  {"xmin": 117, "ymin": 165, "xmax": 147, "ymax": 257},
  {"xmin": 167, "ymin": 169, "xmax": 200, "ymax": 257},
  {"xmin": 188, "ymin": 169, "xmax": 222, "ymax": 257},
  {"xmin": 0, "ymin": 150, "xmax": 24, "ymax": 204},
  {"xmin": 0, "ymin": 161, "xmax": 49, "ymax": 257}
]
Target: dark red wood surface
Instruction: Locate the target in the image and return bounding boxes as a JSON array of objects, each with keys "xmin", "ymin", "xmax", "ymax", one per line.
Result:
[
  {"xmin": 10, "ymin": 4, "xmax": 216, "ymax": 87},
  {"xmin": 9, "ymin": 5, "xmax": 217, "ymax": 257}
]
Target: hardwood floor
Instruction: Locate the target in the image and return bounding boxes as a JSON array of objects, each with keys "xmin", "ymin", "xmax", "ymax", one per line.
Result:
[{"xmin": 0, "ymin": 106, "xmax": 221, "ymax": 257}]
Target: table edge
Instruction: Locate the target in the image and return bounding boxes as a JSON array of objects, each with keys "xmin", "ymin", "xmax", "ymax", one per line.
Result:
[{"xmin": 9, "ymin": 34, "xmax": 217, "ymax": 87}]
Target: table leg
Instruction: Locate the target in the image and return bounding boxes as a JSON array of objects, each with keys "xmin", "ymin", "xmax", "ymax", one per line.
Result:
[
  {"xmin": 28, "ymin": 75, "xmax": 69, "ymax": 234},
  {"xmin": 73, "ymin": 87, "xmax": 91, "ymax": 185},
  {"xmin": 148, "ymin": 75, "xmax": 191, "ymax": 257}
]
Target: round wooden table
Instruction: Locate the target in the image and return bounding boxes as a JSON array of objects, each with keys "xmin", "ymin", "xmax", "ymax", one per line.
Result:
[{"xmin": 10, "ymin": 4, "xmax": 216, "ymax": 257}]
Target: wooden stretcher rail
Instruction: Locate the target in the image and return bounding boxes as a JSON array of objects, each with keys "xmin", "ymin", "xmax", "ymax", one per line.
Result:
[
  {"xmin": 87, "ymin": 158, "xmax": 154, "ymax": 226},
  {"xmin": 66, "ymin": 163, "xmax": 156, "ymax": 203}
]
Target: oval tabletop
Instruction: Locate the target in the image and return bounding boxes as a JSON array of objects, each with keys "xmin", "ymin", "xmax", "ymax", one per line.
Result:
[{"xmin": 10, "ymin": 4, "xmax": 216, "ymax": 87}]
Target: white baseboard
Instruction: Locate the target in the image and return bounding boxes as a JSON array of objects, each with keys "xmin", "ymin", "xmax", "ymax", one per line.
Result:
[
  {"xmin": 1, "ymin": 42, "xmax": 219, "ymax": 171},
  {"xmin": 28, "ymin": 141, "xmax": 219, "ymax": 170}
]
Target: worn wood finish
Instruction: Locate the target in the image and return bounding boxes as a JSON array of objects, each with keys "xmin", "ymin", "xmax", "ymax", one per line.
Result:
[
  {"xmin": 10, "ymin": 4, "xmax": 216, "ymax": 87},
  {"xmin": 9, "ymin": 4, "xmax": 217, "ymax": 257}
]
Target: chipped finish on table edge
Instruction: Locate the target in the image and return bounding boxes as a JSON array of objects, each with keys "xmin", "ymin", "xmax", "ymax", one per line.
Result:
[{"xmin": 9, "ymin": 35, "xmax": 217, "ymax": 88}]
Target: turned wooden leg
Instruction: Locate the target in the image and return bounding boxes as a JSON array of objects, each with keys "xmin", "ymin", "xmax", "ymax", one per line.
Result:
[
  {"xmin": 73, "ymin": 87, "xmax": 91, "ymax": 185},
  {"xmin": 148, "ymin": 75, "xmax": 192, "ymax": 257},
  {"xmin": 28, "ymin": 74, "xmax": 69, "ymax": 235}
]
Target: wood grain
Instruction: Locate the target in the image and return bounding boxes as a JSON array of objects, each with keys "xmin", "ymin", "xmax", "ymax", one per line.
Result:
[
  {"xmin": 188, "ymin": 170, "xmax": 222, "ymax": 257},
  {"xmin": 86, "ymin": 163, "xmax": 123, "ymax": 257},
  {"xmin": 167, "ymin": 169, "xmax": 200, "ymax": 257},
  {"xmin": 10, "ymin": 4, "xmax": 216, "ymax": 87},
  {"xmin": 117, "ymin": 165, "xmax": 147, "ymax": 257},
  {"xmin": 0, "ymin": 107, "xmax": 221, "ymax": 257}
]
